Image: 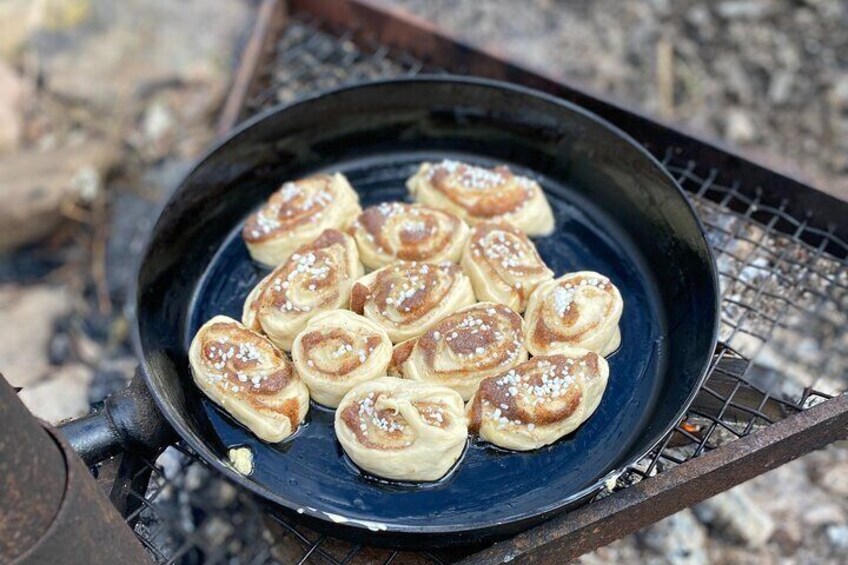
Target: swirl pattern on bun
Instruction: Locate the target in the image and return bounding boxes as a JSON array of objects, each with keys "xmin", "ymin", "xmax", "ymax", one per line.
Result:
[
  {"xmin": 524, "ymin": 271, "xmax": 623, "ymax": 357},
  {"xmin": 406, "ymin": 160, "xmax": 554, "ymax": 236},
  {"xmin": 461, "ymin": 222, "xmax": 553, "ymax": 313},
  {"xmin": 189, "ymin": 315, "xmax": 309, "ymax": 443},
  {"xmin": 243, "ymin": 173, "xmax": 362, "ymax": 267},
  {"xmin": 392, "ymin": 302, "xmax": 527, "ymax": 400},
  {"xmin": 467, "ymin": 351, "xmax": 609, "ymax": 451},
  {"xmin": 243, "ymin": 229, "xmax": 364, "ymax": 351},
  {"xmin": 350, "ymin": 261, "xmax": 476, "ymax": 343},
  {"xmin": 350, "ymin": 202, "xmax": 470, "ymax": 270},
  {"xmin": 291, "ymin": 310, "xmax": 392, "ymax": 408},
  {"xmin": 335, "ymin": 377, "xmax": 467, "ymax": 481}
]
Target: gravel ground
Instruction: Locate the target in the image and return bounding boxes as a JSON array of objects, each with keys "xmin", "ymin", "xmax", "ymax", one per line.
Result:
[
  {"xmin": 393, "ymin": 0, "xmax": 848, "ymax": 200},
  {"xmin": 0, "ymin": 0, "xmax": 845, "ymax": 563}
]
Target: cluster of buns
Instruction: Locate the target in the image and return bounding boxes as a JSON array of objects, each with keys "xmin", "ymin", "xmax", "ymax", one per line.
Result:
[{"xmin": 189, "ymin": 161, "xmax": 623, "ymax": 482}]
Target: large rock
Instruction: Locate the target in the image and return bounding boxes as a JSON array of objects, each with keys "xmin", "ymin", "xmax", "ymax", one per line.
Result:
[
  {"xmin": 639, "ymin": 509, "xmax": 708, "ymax": 565},
  {"xmin": 17, "ymin": 363, "xmax": 92, "ymax": 424},
  {"xmin": 0, "ymin": 140, "xmax": 117, "ymax": 250},
  {"xmin": 0, "ymin": 284, "xmax": 71, "ymax": 387},
  {"xmin": 28, "ymin": 0, "xmax": 251, "ymax": 112}
]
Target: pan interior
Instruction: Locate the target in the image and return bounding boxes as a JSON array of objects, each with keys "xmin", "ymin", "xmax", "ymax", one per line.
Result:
[{"xmin": 187, "ymin": 150, "xmax": 666, "ymax": 530}]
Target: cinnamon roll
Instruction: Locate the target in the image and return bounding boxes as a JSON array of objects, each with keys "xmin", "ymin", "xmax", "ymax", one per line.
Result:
[
  {"xmin": 350, "ymin": 261, "xmax": 476, "ymax": 343},
  {"xmin": 335, "ymin": 377, "xmax": 467, "ymax": 481},
  {"xmin": 242, "ymin": 173, "xmax": 362, "ymax": 267},
  {"xmin": 189, "ymin": 315, "xmax": 310, "ymax": 443},
  {"xmin": 243, "ymin": 229, "xmax": 364, "ymax": 351},
  {"xmin": 291, "ymin": 310, "xmax": 392, "ymax": 408},
  {"xmin": 350, "ymin": 202, "xmax": 470, "ymax": 270},
  {"xmin": 467, "ymin": 351, "xmax": 609, "ymax": 451},
  {"xmin": 461, "ymin": 222, "xmax": 554, "ymax": 313},
  {"xmin": 406, "ymin": 160, "xmax": 555, "ymax": 236},
  {"xmin": 524, "ymin": 271, "xmax": 623, "ymax": 357},
  {"xmin": 393, "ymin": 303, "xmax": 528, "ymax": 400}
]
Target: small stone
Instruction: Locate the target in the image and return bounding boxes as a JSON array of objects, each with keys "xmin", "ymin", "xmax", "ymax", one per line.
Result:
[
  {"xmin": 768, "ymin": 71, "xmax": 794, "ymax": 105},
  {"xmin": 723, "ymin": 109, "xmax": 757, "ymax": 144},
  {"xmin": 639, "ymin": 509, "xmax": 708, "ymax": 565},
  {"xmin": 827, "ymin": 524, "xmax": 848, "ymax": 551},
  {"xmin": 133, "ymin": 100, "xmax": 176, "ymax": 160},
  {"xmin": 694, "ymin": 487, "xmax": 775, "ymax": 547},
  {"xmin": 817, "ymin": 463, "xmax": 848, "ymax": 496},
  {"xmin": 686, "ymin": 6, "xmax": 713, "ymax": 29},
  {"xmin": 802, "ymin": 503, "xmax": 845, "ymax": 526},
  {"xmin": 640, "ymin": 509, "xmax": 708, "ymax": 565},
  {"xmin": 715, "ymin": 1, "xmax": 775, "ymax": 19}
]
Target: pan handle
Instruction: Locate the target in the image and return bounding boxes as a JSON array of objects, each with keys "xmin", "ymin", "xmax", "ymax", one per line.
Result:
[{"xmin": 60, "ymin": 370, "xmax": 175, "ymax": 465}]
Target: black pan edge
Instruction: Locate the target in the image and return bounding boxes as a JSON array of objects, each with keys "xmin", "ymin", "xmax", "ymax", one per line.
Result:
[{"xmin": 131, "ymin": 75, "xmax": 721, "ymax": 538}]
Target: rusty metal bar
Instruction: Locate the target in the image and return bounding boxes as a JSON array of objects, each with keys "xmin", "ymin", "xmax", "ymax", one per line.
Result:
[
  {"xmin": 288, "ymin": 0, "xmax": 848, "ymax": 256},
  {"xmin": 0, "ymin": 375, "xmax": 150, "ymax": 564},
  {"xmin": 459, "ymin": 393, "xmax": 848, "ymax": 564},
  {"xmin": 216, "ymin": 0, "xmax": 288, "ymax": 136},
  {"xmin": 0, "ymin": 376, "xmax": 66, "ymax": 562}
]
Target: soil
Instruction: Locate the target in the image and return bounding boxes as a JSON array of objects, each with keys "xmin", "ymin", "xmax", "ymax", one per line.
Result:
[{"xmin": 394, "ymin": 0, "xmax": 848, "ymax": 200}]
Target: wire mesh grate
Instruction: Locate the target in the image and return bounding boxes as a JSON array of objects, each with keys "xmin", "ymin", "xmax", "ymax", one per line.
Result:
[{"xmin": 112, "ymin": 14, "xmax": 847, "ymax": 563}]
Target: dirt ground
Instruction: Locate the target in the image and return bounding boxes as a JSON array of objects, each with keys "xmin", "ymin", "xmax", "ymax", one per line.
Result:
[
  {"xmin": 0, "ymin": 0, "xmax": 845, "ymax": 563},
  {"xmin": 396, "ymin": 0, "xmax": 848, "ymax": 200}
]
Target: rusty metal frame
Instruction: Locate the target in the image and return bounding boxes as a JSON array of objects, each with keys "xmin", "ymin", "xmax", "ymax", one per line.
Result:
[
  {"xmin": 211, "ymin": 0, "xmax": 848, "ymax": 561},
  {"xmin": 0, "ymin": 375, "xmax": 150, "ymax": 564}
]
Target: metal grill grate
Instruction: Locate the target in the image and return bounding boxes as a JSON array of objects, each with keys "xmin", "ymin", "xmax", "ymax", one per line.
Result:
[{"xmin": 118, "ymin": 15, "xmax": 847, "ymax": 563}]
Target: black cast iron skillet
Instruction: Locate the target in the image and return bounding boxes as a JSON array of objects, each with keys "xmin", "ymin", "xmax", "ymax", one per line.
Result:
[{"xmin": 62, "ymin": 77, "xmax": 719, "ymax": 548}]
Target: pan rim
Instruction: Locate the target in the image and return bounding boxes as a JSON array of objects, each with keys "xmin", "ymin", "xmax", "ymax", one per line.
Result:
[{"xmin": 132, "ymin": 75, "xmax": 721, "ymax": 536}]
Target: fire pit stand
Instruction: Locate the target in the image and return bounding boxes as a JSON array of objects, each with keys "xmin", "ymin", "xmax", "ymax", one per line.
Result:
[{"xmin": 58, "ymin": 1, "xmax": 848, "ymax": 562}]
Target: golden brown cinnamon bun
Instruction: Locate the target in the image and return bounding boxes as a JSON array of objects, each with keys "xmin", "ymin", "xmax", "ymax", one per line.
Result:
[
  {"xmin": 334, "ymin": 377, "xmax": 467, "ymax": 481},
  {"xmin": 350, "ymin": 202, "xmax": 470, "ymax": 270},
  {"xmin": 189, "ymin": 315, "xmax": 309, "ymax": 443},
  {"xmin": 243, "ymin": 229, "xmax": 364, "ymax": 351},
  {"xmin": 242, "ymin": 173, "xmax": 362, "ymax": 267},
  {"xmin": 406, "ymin": 160, "xmax": 554, "ymax": 236},
  {"xmin": 291, "ymin": 310, "xmax": 392, "ymax": 408},
  {"xmin": 524, "ymin": 271, "xmax": 623, "ymax": 357},
  {"xmin": 350, "ymin": 261, "xmax": 476, "ymax": 343},
  {"xmin": 467, "ymin": 351, "xmax": 609, "ymax": 451},
  {"xmin": 394, "ymin": 303, "xmax": 527, "ymax": 400},
  {"xmin": 461, "ymin": 222, "xmax": 554, "ymax": 313}
]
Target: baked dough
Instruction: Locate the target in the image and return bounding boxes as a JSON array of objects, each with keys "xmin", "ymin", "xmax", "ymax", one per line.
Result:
[
  {"xmin": 291, "ymin": 310, "xmax": 392, "ymax": 408},
  {"xmin": 461, "ymin": 221, "xmax": 554, "ymax": 313},
  {"xmin": 242, "ymin": 173, "xmax": 362, "ymax": 267},
  {"xmin": 350, "ymin": 202, "xmax": 470, "ymax": 270},
  {"xmin": 350, "ymin": 261, "xmax": 476, "ymax": 343},
  {"xmin": 335, "ymin": 377, "xmax": 467, "ymax": 481},
  {"xmin": 243, "ymin": 229, "xmax": 364, "ymax": 351},
  {"xmin": 406, "ymin": 160, "xmax": 555, "ymax": 236},
  {"xmin": 524, "ymin": 271, "xmax": 623, "ymax": 357},
  {"xmin": 392, "ymin": 302, "xmax": 528, "ymax": 400},
  {"xmin": 467, "ymin": 351, "xmax": 609, "ymax": 451},
  {"xmin": 189, "ymin": 315, "xmax": 309, "ymax": 443}
]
